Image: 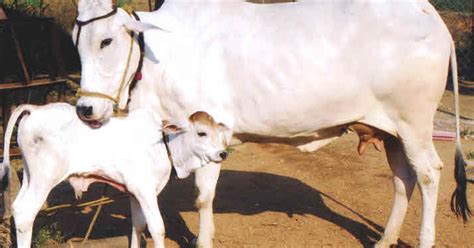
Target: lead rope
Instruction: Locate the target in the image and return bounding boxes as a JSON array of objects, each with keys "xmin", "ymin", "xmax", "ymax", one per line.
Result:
[
  {"xmin": 162, "ymin": 130, "xmax": 178, "ymax": 178},
  {"xmin": 75, "ymin": 8, "xmax": 118, "ymax": 48}
]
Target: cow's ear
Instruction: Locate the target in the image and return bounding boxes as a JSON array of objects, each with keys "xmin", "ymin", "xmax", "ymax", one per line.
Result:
[
  {"xmin": 123, "ymin": 19, "xmax": 161, "ymax": 33},
  {"xmin": 123, "ymin": 18, "xmax": 168, "ymax": 32}
]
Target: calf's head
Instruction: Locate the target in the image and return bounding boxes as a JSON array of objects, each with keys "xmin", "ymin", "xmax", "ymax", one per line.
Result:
[{"xmin": 164, "ymin": 111, "xmax": 232, "ymax": 179}]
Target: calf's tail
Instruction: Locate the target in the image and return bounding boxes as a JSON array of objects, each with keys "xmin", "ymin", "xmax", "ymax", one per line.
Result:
[
  {"xmin": 449, "ymin": 40, "xmax": 472, "ymax": 223},
  {"xmin": 1, "ymin": 104, "xmax": 35, "ymax": 182}
]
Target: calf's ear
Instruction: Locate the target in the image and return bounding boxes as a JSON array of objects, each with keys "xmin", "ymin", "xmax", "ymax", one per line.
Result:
[
  {"xmin": 218, "ymin": 123, "xmax": 230, "ymax": 131},
  {"xmin": 218, "ymin": 123, "xmax": 233, "ymax": 146},
  {"xmin": 162, "ymin": 123, "xmax": 183, "ymax": 134}
]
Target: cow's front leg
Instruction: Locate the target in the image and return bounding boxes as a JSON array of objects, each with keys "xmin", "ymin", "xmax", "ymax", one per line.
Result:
[
  {"xmin": 194, "ymin": 162, "xmax": 221, "ymax": 248},
  {"xmin": 130, "ymin": 196, "xmax": 146, "ymax": 248}
]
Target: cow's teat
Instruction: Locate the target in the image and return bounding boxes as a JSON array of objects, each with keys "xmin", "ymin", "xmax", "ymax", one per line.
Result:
[{"xmin": 348, "ymin": 123, "xmax": 388, "ymax": 155}]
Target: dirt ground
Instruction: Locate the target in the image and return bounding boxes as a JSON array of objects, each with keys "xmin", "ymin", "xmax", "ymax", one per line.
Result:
[{"xmin": 1, "ymin": 89, "xmax": 474, "ymax": 248}]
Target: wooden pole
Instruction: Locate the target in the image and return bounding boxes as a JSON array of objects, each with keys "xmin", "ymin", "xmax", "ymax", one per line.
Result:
[
  {"xmin": 9, "ymin": 23, "xmax": 31, "ymax": 85},
  {"xmin": 81, "ymin": 204, "xmax": 103, "ymax": 247},
  {"xmin": 81, "ymin": 185, "xmax": 109, "ymax": 247}
]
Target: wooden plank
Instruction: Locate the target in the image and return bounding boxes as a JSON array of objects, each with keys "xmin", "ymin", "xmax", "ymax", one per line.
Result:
[
  {"xmin": 0, "ymin": 17, "xmax": 54, "ymax": 25},
  {"xmin": 0, "ymin": 147, "xmax": 21, "ymax": 159},
  {"xmin": 0, "ymin": 78, "xmax": 67, "ymax": 91}
]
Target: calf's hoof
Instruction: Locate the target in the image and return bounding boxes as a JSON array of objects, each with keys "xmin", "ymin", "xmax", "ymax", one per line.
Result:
[
  {"xmin": 374, "ymin": 239, "xmax": 398, "ymax": 248},
  {"xmin": 190, "ymin": 237, "xmax": 213, "ymax": 248}
]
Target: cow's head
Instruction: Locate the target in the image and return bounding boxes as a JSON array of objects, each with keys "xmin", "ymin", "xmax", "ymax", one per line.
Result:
[
  {"xmin": 73, "ymin": 0, "xmax": 158, "ymax": 128},
  {"xmin": 164, "ymin": 111, "xmax": 233, "ymax": 179}
]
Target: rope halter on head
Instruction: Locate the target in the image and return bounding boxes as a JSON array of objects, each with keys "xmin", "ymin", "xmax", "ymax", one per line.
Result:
[{"xmin": 75, "ymin": 7, "xmax": 145, "ymax": 115}]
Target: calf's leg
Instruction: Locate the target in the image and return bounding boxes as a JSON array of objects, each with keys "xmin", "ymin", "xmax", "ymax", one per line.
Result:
[
  {"xmin": 194, "ymin": 162, "xmax": 220, "ymax": 248},
  {"xmin": 13, "ymin": 176, "xmax": 54, "ymax": 248},
  {"xmin": 134, "ymin": 190, "xmax": 165, "ymax": 248},
  {"xmin": 130, "ymin": 196, "xmax": 146, "ymax": 248}
]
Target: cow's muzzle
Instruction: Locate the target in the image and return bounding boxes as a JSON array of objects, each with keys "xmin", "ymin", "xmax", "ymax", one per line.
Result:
[{"xmin": 76, "ymin": 105, "xmax": 104, "ymax": 129}]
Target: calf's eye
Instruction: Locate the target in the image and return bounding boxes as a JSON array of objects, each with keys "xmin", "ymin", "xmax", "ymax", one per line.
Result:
[
  {"xmin": 197, "ymin": 132, "xmax": 207, "ymax": 137},
  {"xmin": 100, "ymin": 38, "xmax": 113, "ymax": 49}
]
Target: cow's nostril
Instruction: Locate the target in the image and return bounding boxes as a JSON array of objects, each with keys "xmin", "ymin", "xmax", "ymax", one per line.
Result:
[
  {"xmin": 219, "ymin": 151, "xmax": 228, "ymax": 160},
  {"xmin": 77, "ymin": 106, "xmax": 93, "ymax": 119},
  {"xmin": 84, "ymin": 106, "xmax": 93, "ymax": 116}
]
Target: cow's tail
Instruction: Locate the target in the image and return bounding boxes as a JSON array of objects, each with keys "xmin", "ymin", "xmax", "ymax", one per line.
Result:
[
  {"xmin": 449, "ymin": 40, "xmax": 472, "ymax": 223},
  {"xmin": 1, "ymin": 104, "xmax": 35, "ymax": 183}
]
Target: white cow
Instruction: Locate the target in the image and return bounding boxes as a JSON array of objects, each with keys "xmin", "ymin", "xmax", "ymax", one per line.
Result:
[
  {"xmin": 0, "ymin": 103, "xmax": 231, "ymax": 248},
  {"xmin": 72, "ymin": 0, "xmax": 469, "ymax": 247}
]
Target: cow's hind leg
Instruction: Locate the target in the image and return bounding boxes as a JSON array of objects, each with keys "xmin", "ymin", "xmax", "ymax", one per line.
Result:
[
  {"xmin": 375, "ymin": 136, "xmax": 416, "ymax": 248},
  {"xmin": 398, "ymin": 126, "xmax": 442, "ymax": 248},
  {"xmin": 194, "ymin": 162, "xmax": 220, "ymax": 248}
]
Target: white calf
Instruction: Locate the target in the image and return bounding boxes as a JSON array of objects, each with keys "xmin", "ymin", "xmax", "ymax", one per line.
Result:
[{"xmin": 0, "ymin": 103, "xmax": 231, "ymax": 248}]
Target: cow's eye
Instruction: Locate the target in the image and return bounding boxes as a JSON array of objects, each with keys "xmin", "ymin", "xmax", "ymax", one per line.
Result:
[
  {"xmin": 100, "ymin": 38, "xmax": 113, "ymax": 49},
  {"xmin": 197, "ymin": 131, "xmax": 207, "ymax": 137}
]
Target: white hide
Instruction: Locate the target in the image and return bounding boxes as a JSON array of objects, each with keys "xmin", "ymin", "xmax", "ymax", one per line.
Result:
[
  {"xmin": 74, "ymin": 1, "xmax": 455, "ymax": 247},
  {"xmin": 0, "ymin": 103, "xmax": 229, "ymax": 248},
  {"xmin": 130, "ymin": 1, "xmax": 451, "ymax": 138}
]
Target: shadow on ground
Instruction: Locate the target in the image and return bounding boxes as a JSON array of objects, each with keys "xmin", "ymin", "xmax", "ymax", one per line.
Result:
[{"xmin": 21, "ymin": 169, "xmax": 411, "ymax": 247}]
